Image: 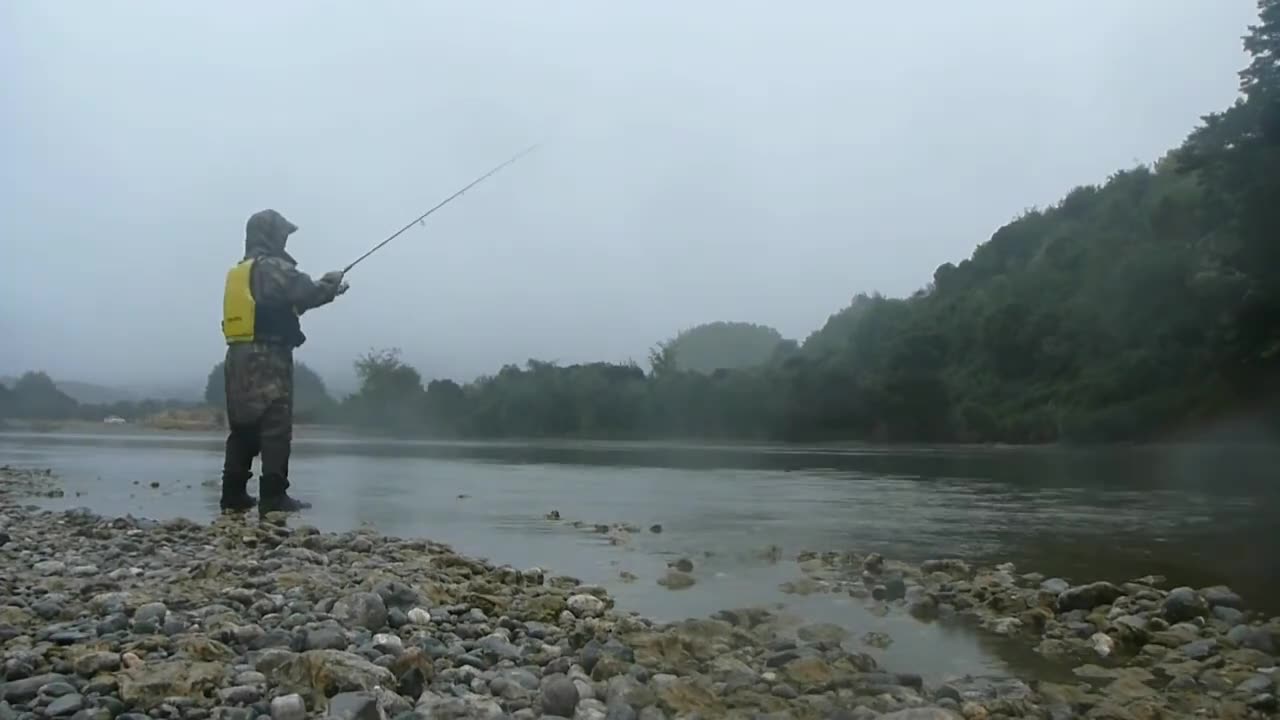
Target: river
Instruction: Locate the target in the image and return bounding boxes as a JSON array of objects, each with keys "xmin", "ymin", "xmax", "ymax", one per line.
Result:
[{"xmin": 2, "ymin": 428, "xmax": 1277, "ymax": 685}]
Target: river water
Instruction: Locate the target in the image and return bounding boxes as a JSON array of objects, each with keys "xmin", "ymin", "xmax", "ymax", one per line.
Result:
[{"xmin": 2, "ymin": 428, "xmax": 1277, "ymax": 684}]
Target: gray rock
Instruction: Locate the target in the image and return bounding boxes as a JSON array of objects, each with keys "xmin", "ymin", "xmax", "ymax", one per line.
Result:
[
  {"xmin": 477, "ymin": 635, "xmax": 521, "ymax": 662},
  {"xmin": 1039, "ymin": 578, "xmax": 1070, "ymax": 594},
  {"xmin": 305, "ymin": 627, "xmax": 349, "ymax": 651},
  {"xmin": 327, "ymin": 692, "xmax": 378, "ymax": 720},
  {"xmin": 1167, "ymin": 675, "xmax": 1198, "ymax": 692},
  {"xmin": 884, "ymin": 576, "xmax": 907, "ymax": 601},
  {"xmin": 920, "ymin": 559, "xmax": 971, "ymax": 577},
  {"xmin": 797, "ymin": 623, "xmax": 848, "ymax": 644},
  {"xmin": 416, "ymin": 693, "xmax": 503, "ymax": 720},
  {"xmin": 1237, "ymin": 674, "xmax": 1274, "ymax": 695},
  {"xmin": 270, "ymin": 650, "xmax": 394, "ymax": 697},
  {"xmin": 33, "ymin": 560, "xmax": 66, "ymax": 575},
  {"xmin": 878, "ymin": 709, "xmax": 960, "ymax": 720},
  {"xmin": 39, "ymin": 681, "xmax": 78, "ymax": 697},
  {"xmin": 575, "ymin": 698, "xmax": 608, "ymax": 720},
  {"xmin": 1249, "ymin": 694, "xmax": 1278, "ymax": 712},
  {"xmin": 217, "ymin": 686, "xmax": 261, "ymax": 706},
  {"xmin": 332, "ymin": 593, "xmax": 388, "ymax": 631},
  {"xmin": 0, "ymin": 674, "xmax": 69, "ymax": 703},
  {"xmin": 269, "ymin": 694, "xmax": 306, "ymax": 720},
  {"xmin": 1201, "ymin": 585, "xmax": 1244, "ymax": 609},
  {"xmin": 1180, "ymin": 639, "xmax": 1218, "ymax": 660},
  {"xmin": 637, "ymin": 708, "xmax": 667, "ymax": 720},
  {"xmin": 1212, "ymin": 605, "xmax": 1245, "ymax": 625},
  {"xmin": 72, "ymin": 652, "xmax": 120, "ymax": 677},
  {"xmin": 133, "ymin": 602, "xmax": 169, "ymax": 627},
  {"xmin": 567, "ymin": 595, "xmax": 605, "ymax": 619},
  {"xmin": 45, "ymin": 694, "xmax": 85, "ymax": 717},
  {"xmin": 604, "ymin": 702, "xmax": 637, "ymax": 720},
  {"xmin": 542, "ymin": 675, "xmax": 580, "ymax": 717},
  {"xmin": 1227, "ymin": 624, "xmax": 1276, "ymax": 653},
  {"xmin": 32, "ymin": 599, "xmax": 64, "ymax": 619},
  {"xmin": 372, "ymin": 633, "xmax": 404, "ymax": 656},
  {"xmin": 1162, "ymin": 587, "xmax": 1209, "ymax": 622},
  {"xmin": 605, "ymin": 676, "xmax": 654, "ymax": 710},
  {"xmin": 373, "ymin": 582, "xmax": 420, "ymax": 611},
  {"xmin": 1056, "ymin": 582, "xmax": 1123, "ymax": 612}
]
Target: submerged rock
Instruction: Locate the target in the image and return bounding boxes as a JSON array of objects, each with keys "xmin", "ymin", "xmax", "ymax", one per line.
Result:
[
  {"xmin": 1056, "ymin": 582, "xmax": 1124, "ymax": 612},
  {"xmin": 1162, "ymin": 587, "xmax": 1209, "ymax": 622}
]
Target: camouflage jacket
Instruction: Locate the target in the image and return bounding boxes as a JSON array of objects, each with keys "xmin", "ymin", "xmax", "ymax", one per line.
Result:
[{"xmin": 225, "ymin": 209, "xmax": 341, "ymax": 424}]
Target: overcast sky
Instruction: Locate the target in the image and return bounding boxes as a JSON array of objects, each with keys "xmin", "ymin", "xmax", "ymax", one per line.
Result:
[{"xmin": 0, "ymin": 1, "xmax": 1258, "ymax": 393}]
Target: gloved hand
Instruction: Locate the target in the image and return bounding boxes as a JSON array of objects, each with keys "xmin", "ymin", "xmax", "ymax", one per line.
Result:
[
  {"xmin": 320, "ymin": 270, "xmax": 345, "ymax": 285},
  {"xmin": 335, "ymin": 282, "xmax": 350, "ymax": 296}
]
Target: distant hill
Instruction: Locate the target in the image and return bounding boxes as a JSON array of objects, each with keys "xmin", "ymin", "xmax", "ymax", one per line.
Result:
[
  {"xmin": 0, "ymin": 376, "xmax": 207, "ymax": 404},
  {"xmin": 0, "ymin": 376, "xmax": 138, "ymax": 405},
  {"xmin": 664, "ymin": 321, "xmax": 788, "ymax": 374}
]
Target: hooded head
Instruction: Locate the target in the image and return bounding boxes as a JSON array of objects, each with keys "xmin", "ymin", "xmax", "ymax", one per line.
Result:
[{"xmin": 244, "ymin": 209, "xmax": 299, "ymax": 263}]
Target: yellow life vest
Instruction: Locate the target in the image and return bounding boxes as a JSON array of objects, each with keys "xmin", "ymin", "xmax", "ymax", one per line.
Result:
[
  {"xmin": 222, "ymin": 259, "xmax": 256, "ymax": 344},
  {"xmin": 221, "ymin": 258, "xmax": 305, "ymax": 346}
]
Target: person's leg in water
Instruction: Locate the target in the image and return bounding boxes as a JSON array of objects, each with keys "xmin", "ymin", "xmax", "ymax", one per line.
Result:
[
  {"xmin": 258, "ymin": 395, "xmax": 310, "ymax": 513},
  {"xmin": 220, "ymin": 423, "xmax": 260, "ymax": 511}
]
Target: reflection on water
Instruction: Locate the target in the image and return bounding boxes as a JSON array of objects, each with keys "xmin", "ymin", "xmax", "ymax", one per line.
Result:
[{"xmin": 2, "ymin": 429, "xmax": 1278, "ymax": 683}]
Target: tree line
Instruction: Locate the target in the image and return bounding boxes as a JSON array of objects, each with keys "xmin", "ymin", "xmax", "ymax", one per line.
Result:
[
  {"xmin": 334, "ymin": 2, "xmax": 1279, "ymax": 443},
  {"xmin": 0, "ymin": 372, "xmax": 196, "ymax": 423}
]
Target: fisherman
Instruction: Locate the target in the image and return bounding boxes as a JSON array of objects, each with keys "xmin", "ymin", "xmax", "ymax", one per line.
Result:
[{"xmin": 219, "ymin": 209, "xmax": 349, "ymax": 513}]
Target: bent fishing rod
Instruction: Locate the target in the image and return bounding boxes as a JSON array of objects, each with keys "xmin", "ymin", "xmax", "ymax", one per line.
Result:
[{"xmin": 342, "ymin": 143, "xmax": 541, "ymax": 273}]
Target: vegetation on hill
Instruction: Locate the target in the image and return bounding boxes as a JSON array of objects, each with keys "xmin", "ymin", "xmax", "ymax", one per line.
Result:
[
  {"xmin": 662, "ymin": 322, "xmax": 788, "ymax": 374},
  {"xmin": 204, "ymin": 360, "xmax": 339, "ymax": 424},
  {"xmin": 329, "ymin": 2, "xmax": 1278, "ymax": 443}
]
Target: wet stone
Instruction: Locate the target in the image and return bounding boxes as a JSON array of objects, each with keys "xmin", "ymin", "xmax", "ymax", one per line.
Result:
[
  {"xmin": 542, "ymin": 675, "xmax": 579, "ymax": 717},
  {"xmin": 45, "ymin": 694, "xmax": 85, "ymax": 717},
  {"xmin": 327, "ymin": 692, "xmax": 378, "ymax": 720},
  {"xmin": 268, "ymin": 695, "xmax": 306, "ymax": 720},
  {"xmin": 1162, "ymin": 587, "xmax": 1209, "ymax": 622}
]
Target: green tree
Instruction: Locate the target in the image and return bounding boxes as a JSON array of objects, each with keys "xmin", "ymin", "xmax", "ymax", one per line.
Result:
[
  {"xmin": 204, "ymin": 360, "xmax": 337, "ymax": 422},
  {"xmin": 344, "ymin": 348, "xmax": 427, "ymax": 430},
  {"xmin": 664, "ymin": 322, "xmax": 786, "ymax": 373},
  {"xmin": 11, "ymin": 372, "xmax": 79, "ymax": 419}
]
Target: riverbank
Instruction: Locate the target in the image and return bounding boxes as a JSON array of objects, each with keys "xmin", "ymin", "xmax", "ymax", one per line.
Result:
[{"xmin": 1, "ymin": 466, "xmax": 1277, "ymax": 719}]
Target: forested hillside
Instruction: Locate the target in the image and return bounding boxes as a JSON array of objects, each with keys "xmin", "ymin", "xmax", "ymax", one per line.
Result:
[{"xmin": 343, "ymin": 1, "xmax": 1276, "ymax": 443}]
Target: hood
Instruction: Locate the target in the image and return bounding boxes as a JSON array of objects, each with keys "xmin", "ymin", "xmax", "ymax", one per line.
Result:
[{"xmin": 244, "ymin": 209, "xmax": 298, "ymax": 263}]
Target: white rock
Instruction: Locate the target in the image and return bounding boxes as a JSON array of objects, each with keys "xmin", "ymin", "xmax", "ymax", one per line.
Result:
[
  {"xmin": 373, "ymin": 633, "xmax": 404, "ymax": 654},
  {"xmin": 407, "ymin": 607, "xmax": 432, "ymax": 625},
  {"xmin": 567, "ymin": 594, "xmax": 605, "ymax": 618},
  {"xmin": 270, "ymin": 693, "xmax": 307, "ymax": 720},
  {"xmin": 33, "ymin": 560, "xmax": 65, "ymax": 575},
  {"xmin": 1091, "ymin": 632, "xmax": 1116, "ymax": 657}
]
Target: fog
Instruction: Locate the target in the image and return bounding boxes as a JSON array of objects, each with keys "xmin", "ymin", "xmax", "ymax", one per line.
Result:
[{"xmin": 0, "ymin": 1, "xmax": 1256, "ymax": 395}]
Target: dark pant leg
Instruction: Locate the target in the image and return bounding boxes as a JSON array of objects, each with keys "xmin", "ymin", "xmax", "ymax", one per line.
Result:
[
  {"xmin": 222, "ymin": 424, "xmax": 261, "ymax": 488},
  {"xmin": 258, "ymin": 397, "xmax": 293, "ymax": 496}
]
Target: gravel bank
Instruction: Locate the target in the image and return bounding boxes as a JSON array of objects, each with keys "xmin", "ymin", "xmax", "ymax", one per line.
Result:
[{"xmin": 2, "ymin": 466, "xmax": 1277, "ymax": 719}]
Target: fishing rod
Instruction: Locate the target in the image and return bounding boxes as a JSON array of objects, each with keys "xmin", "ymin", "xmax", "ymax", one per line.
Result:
[{"xmin": 342, "ymin": 143, "xmax": 541, "ymax": 273}]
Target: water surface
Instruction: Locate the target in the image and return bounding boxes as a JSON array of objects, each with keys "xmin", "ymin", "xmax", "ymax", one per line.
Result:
[{"xmin": 3, "ymin": 428, "xmax": 1277, "ymax": 683}]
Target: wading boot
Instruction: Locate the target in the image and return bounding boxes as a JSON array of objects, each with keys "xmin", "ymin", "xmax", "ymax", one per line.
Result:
[
  {"xmin": 219, "ymin": 472, "xmax": 257, "ymax": 512},
  {"xmin": 259, "ymin": 474, "xmax": 311, "ymax": 515}
]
